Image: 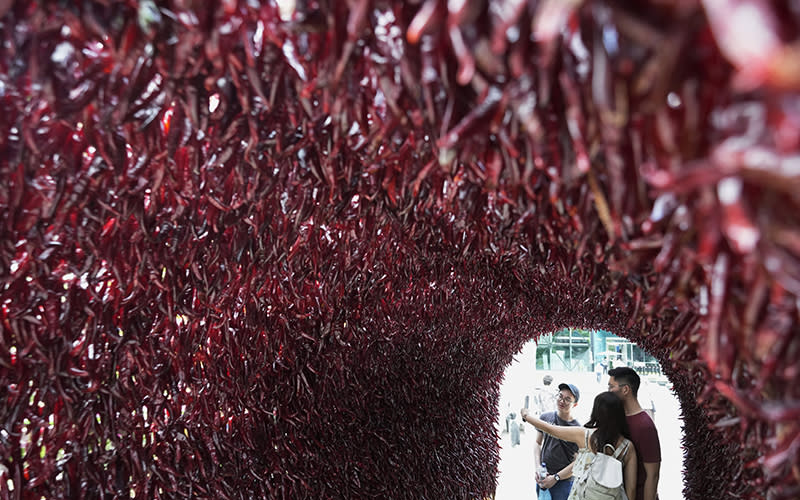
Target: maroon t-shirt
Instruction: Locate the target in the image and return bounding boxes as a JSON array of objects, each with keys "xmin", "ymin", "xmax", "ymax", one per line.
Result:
[{"xmin": 627, "ymin": 411, "xmax": 661, "ymax": 500}]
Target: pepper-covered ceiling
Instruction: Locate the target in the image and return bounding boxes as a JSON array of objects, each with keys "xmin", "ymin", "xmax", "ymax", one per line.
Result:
[{"xmin": 1, "ymin": 1, "xmax": 799, "ymax": 499}]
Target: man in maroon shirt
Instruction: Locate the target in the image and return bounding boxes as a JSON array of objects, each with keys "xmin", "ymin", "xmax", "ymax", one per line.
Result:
[{"xmin": 609, "ymin": 367, "xmax": 661, "ymax": 500}]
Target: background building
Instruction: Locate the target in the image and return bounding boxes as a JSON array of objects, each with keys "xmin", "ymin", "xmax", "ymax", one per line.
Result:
[{"xmin": 535, "ymin": 329, "xmax": 664, "ymax": 376}]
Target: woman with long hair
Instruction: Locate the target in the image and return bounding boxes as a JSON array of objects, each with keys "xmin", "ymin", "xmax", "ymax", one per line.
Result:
[{"xmin": 522, "ymin": 391, "xmax": 638, "ymax": 500}]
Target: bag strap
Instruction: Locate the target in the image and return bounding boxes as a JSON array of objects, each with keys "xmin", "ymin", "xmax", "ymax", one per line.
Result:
[
  {"xmin": 596, "ymin": 437, "xmax": 629, "ymax": 458},
  {"xmin": 612, "ymin": 439, "xmax": 629, "ymax": 459},
  {"xmin": 587, "ymin": 428, "xmax": 622, "ymax": 456}
]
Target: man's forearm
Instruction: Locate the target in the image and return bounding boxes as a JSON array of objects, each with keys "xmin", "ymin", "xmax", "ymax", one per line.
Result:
[
  {"xmin": 643, "ymin": 472, "xmax": 660, "ymax": 500},
  {"xmin": 557, "ymin": 461, "xmax": 574, "ymax": 480},
  {"xmin": 533, "ymin": 443, "xmax": 542, "ymax": 468}
]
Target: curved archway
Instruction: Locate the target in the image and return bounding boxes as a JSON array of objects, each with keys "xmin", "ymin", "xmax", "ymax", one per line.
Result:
[
  {"xmin": 1, "ymin": 2, "xmax": 798, "ymax": 499},
  {"xmin": 494, "ymin": 335, "xmax": 685, "ymax": 499}
]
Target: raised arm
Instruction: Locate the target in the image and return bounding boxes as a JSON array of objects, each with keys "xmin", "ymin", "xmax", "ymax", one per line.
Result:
[{"xmin": 520, "ymin": 408, "xmax": 585, "ymax": 447}]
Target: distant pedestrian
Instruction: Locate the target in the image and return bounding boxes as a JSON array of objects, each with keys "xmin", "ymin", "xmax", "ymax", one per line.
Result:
[
  {"xmin": 532, "ymin": 375, "xmax": 557, "ymax": 415},
  {"xmin": 509, "ymin": 415, "xmax": 521, "ymax": 447}
]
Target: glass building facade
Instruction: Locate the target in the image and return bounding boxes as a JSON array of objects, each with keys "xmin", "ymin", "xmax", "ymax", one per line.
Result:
[{"xmin": 534, "ymin": 328, "xmax": 662, "ymax": 375}]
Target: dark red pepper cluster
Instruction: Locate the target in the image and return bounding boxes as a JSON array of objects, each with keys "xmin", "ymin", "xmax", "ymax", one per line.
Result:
[{"xmin": 1, "ymin": 1, "xmax": 799, "ymax": 498}]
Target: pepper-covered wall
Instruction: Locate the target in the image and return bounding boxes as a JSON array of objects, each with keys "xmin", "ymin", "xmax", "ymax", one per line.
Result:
[{"xmin": 1, "ymin": 1, "xmax": 798, "ymax": 499}]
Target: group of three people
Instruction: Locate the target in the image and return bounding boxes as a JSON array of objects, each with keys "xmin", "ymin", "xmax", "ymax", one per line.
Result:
[{"xmin": 520, "ymin": 367, "xmax": 661, "ymax": 500}]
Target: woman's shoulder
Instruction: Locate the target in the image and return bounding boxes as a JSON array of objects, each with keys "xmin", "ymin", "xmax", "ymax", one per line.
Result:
[
  {"xmin": 615, "ymin": 436, "xmax": 634, "ymax": 456},
  {"xmin": 579, "ymin": 427, "xmax": 594, "ymax": 449}
]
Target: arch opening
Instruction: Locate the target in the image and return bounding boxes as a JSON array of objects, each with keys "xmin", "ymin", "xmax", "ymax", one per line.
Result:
[{"xmin": 494, "ymin": 333, "xmax": 685, "ymax": 499}]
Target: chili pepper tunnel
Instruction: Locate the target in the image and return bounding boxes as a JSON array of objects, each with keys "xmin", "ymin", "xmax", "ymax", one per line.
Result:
[{"xmin": 1, "ymin": 1, "xmax": 799, "ymax": 499}]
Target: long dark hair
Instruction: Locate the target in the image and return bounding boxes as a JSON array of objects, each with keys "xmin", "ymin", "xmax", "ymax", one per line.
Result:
[{"xmin": 584, "ymin": 392, "xmax": 631, "ymax": 454}]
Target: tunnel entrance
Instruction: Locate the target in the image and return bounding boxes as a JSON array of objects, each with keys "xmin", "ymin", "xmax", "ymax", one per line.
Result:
[{"xmin": 493, "ymin": 335, "xmax": 685, "ymax": 499}]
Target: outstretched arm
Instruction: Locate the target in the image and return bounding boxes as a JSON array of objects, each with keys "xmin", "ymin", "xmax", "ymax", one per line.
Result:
[{"xmin": 520, "ymin": 408, "xmax": 585, "ymax": 447}]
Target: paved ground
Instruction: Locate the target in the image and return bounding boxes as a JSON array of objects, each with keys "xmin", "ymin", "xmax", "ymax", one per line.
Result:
[{"xmin": 493, "ymin": 353, "xmax": 685, "ymax": 499}]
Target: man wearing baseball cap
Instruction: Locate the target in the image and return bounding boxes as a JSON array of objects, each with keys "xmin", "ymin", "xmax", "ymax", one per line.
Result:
[{"xmin": 529, "ymin": 382, "xmax": 580, "ymax": 500}]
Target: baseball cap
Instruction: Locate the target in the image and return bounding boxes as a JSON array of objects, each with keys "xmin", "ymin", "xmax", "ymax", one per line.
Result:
[{"xmin": 558, "ymin": 383, "xmax": 580, "ymax": 402}]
